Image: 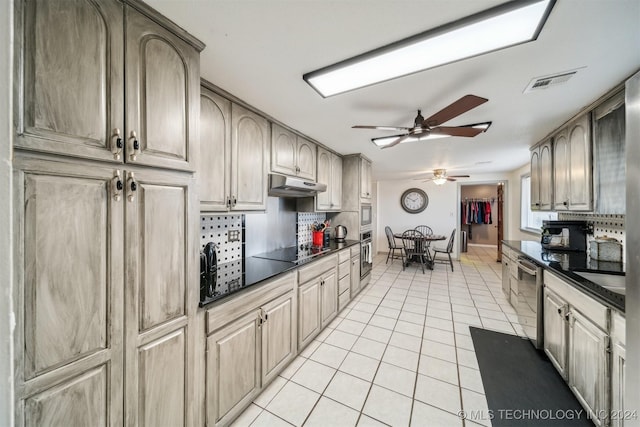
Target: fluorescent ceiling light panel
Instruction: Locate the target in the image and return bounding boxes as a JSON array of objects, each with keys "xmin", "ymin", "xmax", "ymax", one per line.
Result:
[{"xmin": 304, "ymin": 0, "xmax": 555, "ymax": 97}]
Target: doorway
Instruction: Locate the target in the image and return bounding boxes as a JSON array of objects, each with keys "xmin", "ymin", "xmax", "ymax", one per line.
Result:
[{"xmin": 459, "ymin": 182, "xmax": 505, "ymax": 262}]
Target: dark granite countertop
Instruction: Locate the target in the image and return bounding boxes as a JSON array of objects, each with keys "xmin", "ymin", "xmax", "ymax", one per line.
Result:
[
  {"xmin": 502, "ymin": 240, "xmax": 625, "ymax": 312},
  {"xmin": 200, "ymin": 239, "xmax": 360, "ymax": 307}
]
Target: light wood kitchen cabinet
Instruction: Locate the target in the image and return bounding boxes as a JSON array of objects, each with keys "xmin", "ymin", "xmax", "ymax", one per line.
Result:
[
  {"xmin": 231, "ymin": 103, "xmax": 269, "ymax": 211},
  {"xmin": 206, "ymin": 311, "xmax": 261, "ymax": 427},
  {"xmin": 350, "ymin": 246, "xmax": 361, "ymax": 297},
  {"xmin": 13, "ymin": 155, "xmax": 198, "ymax": 427},
  {"xmin": 593, "ymin": 90, "xmax": 626, "ymax": 215},
  {"xmin": 360, "ymin": 157, "xmax": 372, "ymax": 201},
  {"xmin": 568, "ymin": 309, "xmax": 609, "ymax": 427},
  {"xmin": 271, "ymin": 124, "xmax": 316, "ymax": 181},
  {"xmin": 543, "ymin": 287, "xmax": 568, "ymax": 378},
  {"xmin": 553, "ymin": 114, "xmax": 592, "ymax": 211},
  {"xmin": 610, "ymin": 311, "xmax": 626, "ymax": 427},
  {"xmin": 337, "ymin": 249, "xmax": 351, "ymax": 311},
  {"xmin": 316, "ymin": 147, "xmax": 342, "ymax": 211},
  {"xmin": 14, "ymin": 0, "xmax": 203, "ymax": 172},
  {"xmin": 199, "ymin": 87, "xmax": 232, "ymax": 211},
  {"xmin": 543, "ymin": 272, "xmax": 611, "ymax": 426},
  {"xmin": 530, "ymin": 139, "xmax": 552, "ymax": 211},
  {"xmin": 199, "ymin": 88, "xmax": 269, "ymax": 212},
  {"xmin": 205, "ymin": 274, "xmax": 295, "ymax": 427},
  {"xmin": 297, "ymin": 255, "xmax": 338, "ymax": 348}
]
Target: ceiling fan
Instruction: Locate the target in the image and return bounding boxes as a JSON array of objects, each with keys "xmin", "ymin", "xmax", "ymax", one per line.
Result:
[
  {"xmin": 422, "ymin": 169, "xmax": 470, "ymax": 185},
  {"xmin": 353, "ymin": 94, "xmax": 491, "ymax": 149}
]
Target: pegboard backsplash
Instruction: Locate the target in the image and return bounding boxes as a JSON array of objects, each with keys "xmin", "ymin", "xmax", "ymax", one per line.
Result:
[
  {"xmin": 558, "ymin": 212, "xmax": 626, "ymax": 248},
  {"xmin": 200, "ymin": 214, "xmax": 245, "ymax": 264},
  {"xmin": 297, "ymin": 212, "xmax": 327, "ymax": 247}
]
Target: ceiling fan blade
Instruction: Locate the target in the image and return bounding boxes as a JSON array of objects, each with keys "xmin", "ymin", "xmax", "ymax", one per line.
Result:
[
  {"xmin": 431, "ymin": 126, "xmax": 484, "ymax": 137},
  {"xmin": 448, "ymin": 174, "xmax": 470, "ymax": 178},
  {"xmin": 446, "ymin": 177, "xmax": 458, "ymax": 181},
  {"xmin": 381, "ymin": 134, "xmax": 411, "ymax": 149},
  {"xmin": 423, "ymin": 95, "xmax": 488, "ymax": 127},
  {"xmin": 352, "ymin": 125, "xmax": 411, "ymax": 131}
]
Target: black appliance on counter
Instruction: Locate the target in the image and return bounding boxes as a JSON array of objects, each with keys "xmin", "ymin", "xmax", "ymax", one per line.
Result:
[
  {"xmin": 541, "ymin": 220, "xmax": 592, "ymax": 252},
  {"xmin": 200, "ymin": 242, "xmax": 218, "ymax": 302}
]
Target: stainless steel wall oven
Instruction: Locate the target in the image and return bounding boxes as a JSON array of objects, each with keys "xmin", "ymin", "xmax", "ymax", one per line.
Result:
[{"xmin": 360, "ymin": 231, "xmax": 372, "ymax": 279}]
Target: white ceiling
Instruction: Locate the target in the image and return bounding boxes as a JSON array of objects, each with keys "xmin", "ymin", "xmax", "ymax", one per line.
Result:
[{"xmin": 146, "ymin": 0, "xmax": 640, "ymax": 181}]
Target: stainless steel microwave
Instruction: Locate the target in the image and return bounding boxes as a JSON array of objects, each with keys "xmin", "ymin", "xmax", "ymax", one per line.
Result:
[{"xmin": 361, "ymin": 204, "xmax": 372, "ymax": 227}]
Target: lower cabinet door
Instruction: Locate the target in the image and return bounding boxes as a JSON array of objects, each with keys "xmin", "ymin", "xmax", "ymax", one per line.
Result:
[
  {"xmin": 206, "ymin": 311, "xmax": 261, "ymax": 427},
  {"xmin": 298, "ymin": 279, "xmax": 321, "ymax": 349},
  {"xmin": 543, "ymin": 288, "xmax": 568, "ymax": 378},
  {"xmin": 261, "ymin": 291, "xmax": 296, "ymax": 384},
  {"xmin": 610, "ymin": 341, "xmax": 626, "ymax": 427},
  {"xmin": 350, "ymin": 256, "xmax": 360, "ymax": 296},
  {"xmin": 568, "ymin": 309, "xmax": 609, "ymax": 426},
  {"xmin": 321, "ymin": 271, "xmax": 338, "ymax": 328}
]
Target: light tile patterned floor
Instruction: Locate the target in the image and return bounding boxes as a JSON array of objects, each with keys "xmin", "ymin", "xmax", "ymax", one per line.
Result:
[{"xmin": 233, "ymin": 246, "xmax": 524, "ymax": 427}]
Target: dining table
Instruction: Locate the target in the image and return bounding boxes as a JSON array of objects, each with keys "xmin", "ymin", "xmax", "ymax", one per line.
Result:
[{"xmin": 394, "ymin": 232, "xmax": 447, "ymax": 269}]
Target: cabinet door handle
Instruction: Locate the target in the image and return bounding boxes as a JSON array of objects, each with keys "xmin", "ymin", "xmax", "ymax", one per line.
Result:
[
  {"xmin": 226, "ymin": 197, "xmax": 231, "ymax": 208},
  {"xmin": 111, "ymin": 128, "xmax": 123, "ymax": 160},
  {"xmin": 232, "ymin": 196, "xmax": 237, "ymax": 207},
  {"xmin": 111, "ymin": 170, "xmax": 123, "ymax": 201},
  {"xmin": 127, "ymin": 172, "xmax": 137, "ymax": 202},
  {"xmin": 129, "ymin": 131, "xmax": 140, "ymax": 161}
]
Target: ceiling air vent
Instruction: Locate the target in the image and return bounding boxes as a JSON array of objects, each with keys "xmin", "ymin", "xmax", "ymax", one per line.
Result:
[{"xmin": 524, "ymin": 68, "xmax": 583, "ymax": 93}]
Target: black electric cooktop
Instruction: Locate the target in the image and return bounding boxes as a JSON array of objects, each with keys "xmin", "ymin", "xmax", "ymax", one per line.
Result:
[{"xmin": 253, "ymin": 245, "xmax": 331, "ymax": 264}]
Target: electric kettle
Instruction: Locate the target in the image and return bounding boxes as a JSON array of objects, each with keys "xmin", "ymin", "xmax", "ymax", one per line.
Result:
[{"xmin": 335, "ymin": 225, "xmax": 347, "ymax": 241}]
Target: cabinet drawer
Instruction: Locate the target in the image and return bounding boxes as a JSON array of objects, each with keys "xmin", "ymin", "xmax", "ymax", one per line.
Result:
[
  {"xmin": 298, "ymin": 254, "xmax": 337, "ymax": 284},
  {"xmin": 338, "ymin": 275, "xmax": 350, "ymax": 295},
  {"xmin": 503, "ymin": 246, "xmax": 512, "ymax": 260},
  {"xmin": 338, "ymin": 288, "xmax": 350, "ymax": 311},
  {"xmin": 545, "ymin": 271, "xmax": 609, "ymax": 330},
  {"xmin": 338, "ymin": 261, "xmax": 350, "ymax": 279},
  {"xmin": 338, "ymin": 249, "xmax": 351, "ymax": 264},
  {"xmin": 351, "ymin": 245, "xmax": 360, "ymax": 258}
]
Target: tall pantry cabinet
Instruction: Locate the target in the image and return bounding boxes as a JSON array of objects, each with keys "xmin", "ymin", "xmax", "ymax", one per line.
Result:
[{"xmin": 12, "ymin": 1, "xmax": 204, "ymax": 426}]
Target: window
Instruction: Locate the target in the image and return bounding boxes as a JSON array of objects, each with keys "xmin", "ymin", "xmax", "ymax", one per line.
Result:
[{"xmin": 521, "ymin": 174, "xmax": 557, "ymax": 233}]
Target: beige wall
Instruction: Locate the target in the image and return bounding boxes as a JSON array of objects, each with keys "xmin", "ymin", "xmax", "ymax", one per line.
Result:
[
  {"xmin": 1, "ymin": 0, "xmax": 14, "ymax": 423},
  {"xmin": 460, "ymin": 184, "xmax": 499, "ymax": 246},
  {"xmin": 507, "ymin": 163, "xmax": 540, "ymax": 242}
]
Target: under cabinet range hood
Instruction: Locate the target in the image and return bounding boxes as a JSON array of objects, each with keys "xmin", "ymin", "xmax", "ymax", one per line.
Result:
[{"xmin": 268, "ymin": 174, "xmax": 327, "ymax": 198}]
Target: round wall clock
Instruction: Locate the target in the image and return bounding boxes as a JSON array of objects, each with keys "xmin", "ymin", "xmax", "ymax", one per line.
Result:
[{"xmin": 401, "ymin": 188, "xmax": 428, "ymax": 213}]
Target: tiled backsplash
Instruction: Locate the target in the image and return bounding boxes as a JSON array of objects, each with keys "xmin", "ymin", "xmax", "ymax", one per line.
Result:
[{"xmin": 297, "ymin": 212, "xmax": 327, "ymax": 247}]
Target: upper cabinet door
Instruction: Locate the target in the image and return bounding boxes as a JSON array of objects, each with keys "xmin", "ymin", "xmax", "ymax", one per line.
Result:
[
  {"xmin": 530, "ymin": 148, "xmax": 540, "ymax": 210},
  {"xmin": 231, "ymin": 104, "xmax": 268, "ymax": 211},
  {"xmin": 296, "ymin": 136, "xmax": 316, "ymax": 181},
  {"xmin": 199, "ymin": 88, "xmax": 231, "ymax": 211},
  {"xmin": 271, "ymin": 124, "xmax": 297, "ymax": 176},
  {"xmin": 15, "ymin": 0, "xmax": 124, "ymax": 162},
  {"xmin": 539, "ymin": 141, "xmax": 553, "ymax": 210},
  {"xmin": 360, "ymin": 158, "xmax": 372, "ymax": 200},
  {"xmin": 125, "ymin": 6, "xmax": 200, "ymax": 172},
  {"xmin": 553, "ymin": 129, "xmax": 569, "ymax": 210},
  {"xmin": 330, "ymin": 154, "xmax": 342, "ymax": 210},
  {"xmin": 568, "ymin": 114, "xmax": 592, "ymax": 211},
  {"xmin": 316, "ymin": 148, "xmax": 331, "ymax": 210}
]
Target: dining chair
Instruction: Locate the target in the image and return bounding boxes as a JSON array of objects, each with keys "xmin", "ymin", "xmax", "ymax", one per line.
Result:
[
  {"xmin": 401, "ymin": 229, "xmax": 427, "ymax": 273},
  {"xmin": 432, "ymin": 228, "xmax": 456, "ymax": 272},
  {"xmin": 385, "ymin": 226, "xmax": 405, "ymax": 265},
  {"xmin": 414, "ymin": 225, "xmax": 434, "ymax": 258},
  {"xmin": 414, "ymin": 225, "xmax": 433, "ymax": 236}
]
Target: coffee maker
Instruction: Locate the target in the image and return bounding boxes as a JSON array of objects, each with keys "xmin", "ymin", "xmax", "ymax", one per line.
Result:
[{"xmin": 541, "ymin": 220, "xmax": 592, "ymax": 252}]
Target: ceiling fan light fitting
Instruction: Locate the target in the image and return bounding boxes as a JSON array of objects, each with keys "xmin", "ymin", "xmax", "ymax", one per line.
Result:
[
  {"xmin": 433, "ymin": 177, "xmax": 448, "ymax": 185},
  {"xmin": 303, "ymin": 0, "xmax": 555, "ymax": 97}
]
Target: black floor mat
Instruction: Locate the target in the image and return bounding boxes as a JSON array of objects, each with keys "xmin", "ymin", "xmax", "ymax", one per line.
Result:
[{"xmin": 469, "ymin": 327, "xmax": 594, "ymax": 426}]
